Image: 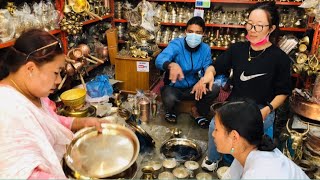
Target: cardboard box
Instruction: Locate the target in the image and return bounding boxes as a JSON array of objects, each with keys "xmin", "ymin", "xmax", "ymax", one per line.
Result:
[
  {"xmin": 106, "ymin": 28, "xmax": 118, "ymax": 46},
  {"xmin": 108, "ymin": 45, "xmax": 118, "ymax": 65}
]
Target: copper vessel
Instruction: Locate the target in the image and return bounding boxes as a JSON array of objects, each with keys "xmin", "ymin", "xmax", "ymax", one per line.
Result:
[
  {"xmin": 139, "ymin": 99, "xmax": 150, "ymax": 122},
  {"xmin": 290, "ymin": 96, "xmax": 320, "ymax": 122}
]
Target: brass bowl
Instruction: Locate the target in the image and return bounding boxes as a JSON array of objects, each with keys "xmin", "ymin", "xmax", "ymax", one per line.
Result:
[
  {"xmin": 160, "ymin": 138, "xmax": 202, "ymax": 161},
  {"xmin": 60, "ymin": 88, "xmax": 86, "ymax": 109}
]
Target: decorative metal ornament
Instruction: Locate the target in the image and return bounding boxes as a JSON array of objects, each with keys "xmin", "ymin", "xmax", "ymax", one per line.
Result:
[{"xmin": 296, "ymin": 53, "xmax": 308, "ymax": 64}]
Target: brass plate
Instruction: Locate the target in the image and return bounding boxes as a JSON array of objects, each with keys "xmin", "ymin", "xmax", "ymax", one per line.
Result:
[{"xmin": 65, "ymin": 124, "xmax": 140, "ymax": 178}]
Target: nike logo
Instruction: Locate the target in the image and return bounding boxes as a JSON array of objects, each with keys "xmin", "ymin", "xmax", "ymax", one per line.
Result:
[{"xmin": 240, "ymin": 71, "xmax": 266, "ymax": 81}]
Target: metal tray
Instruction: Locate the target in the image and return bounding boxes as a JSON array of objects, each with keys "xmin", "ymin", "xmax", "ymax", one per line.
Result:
[{"xmin": 64, "ymin": 124, "xmax": 139, "ymax": 178}]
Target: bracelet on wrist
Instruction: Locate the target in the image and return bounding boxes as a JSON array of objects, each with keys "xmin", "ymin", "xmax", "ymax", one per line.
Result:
[{"xmin": 266, "ymin": 102, "xmax": 274, "ymax": 112}]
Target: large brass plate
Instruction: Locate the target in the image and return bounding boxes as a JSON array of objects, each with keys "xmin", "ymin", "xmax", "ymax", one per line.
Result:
[{"xmin": 65, "ymin": 124, "xmax": 140, "ymax": 178}]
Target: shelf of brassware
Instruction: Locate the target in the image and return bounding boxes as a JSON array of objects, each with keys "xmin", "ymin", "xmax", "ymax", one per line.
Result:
[
  {"xmin": 118, "ymin": 40, "xmax": 227, "ymax": 50},
  {"xmin": 147, "ymin": 0, "xmax": 302, "ymax": 6},
  {"xmin": 161, "ymin": 22, "xmax": 307, "ymax": 32},
  {"xmin": 0, "ymin": 29, "xmax": 62, "ymax": 49},
  {"xmin": 82, "ymin": 14, "xmax": 114, "ymax": 25},
  {"xmin": 113, "ymin": 19, "xmax": 307, "ymax": 32},
  {"xmin": 157, "ymin": 43, "xmax": 228, "ymax": 50}
]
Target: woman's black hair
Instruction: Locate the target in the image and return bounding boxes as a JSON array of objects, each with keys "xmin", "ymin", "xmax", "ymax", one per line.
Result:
[
  {"xmin": 247, "ymin": 1, "xmax": 280, "ymax": 44},
  {"xmin": 186, "ymin": 16, "xmax": 205, "ymax": 32},
  {"xmin": 0, "ymin": 29, "xmax": 63, "ymax": 80},
  {"xmin": 216, "ymin": 98, "xmax": 276, "ymax": 151}
]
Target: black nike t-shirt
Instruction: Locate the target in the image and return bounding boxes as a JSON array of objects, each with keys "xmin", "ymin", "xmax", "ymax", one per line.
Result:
[{"xmin": 213, "ymin": 42, "xmax": 292, "ymax": 105}]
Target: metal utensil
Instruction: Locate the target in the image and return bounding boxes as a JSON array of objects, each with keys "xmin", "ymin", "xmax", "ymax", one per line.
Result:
[
  {"xmin": 72, "ymin": 0, "xmax": 102, "ymax": 20},
  {"xmin": 64, "ymin": 124, "xmax": 140, "ymax": 178},
  {"xmin": 78, "ymin": 44, "xmax": 104, "ymax": 63}
]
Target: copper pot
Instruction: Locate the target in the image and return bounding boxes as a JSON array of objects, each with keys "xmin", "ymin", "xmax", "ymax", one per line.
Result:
[
  {"xmin": 78, "ymin": 44, "xmax": 104, "ymax": 63},
  {"xmin": 290, "ymin": 96, "xmax": 320, "ymax": 121},
  {"xmin": 68, "ymin": 48, "xmax": 83, "ymax": 61},
  {"xmin": 96, "ymin": 46, "xmax": 108, "ymax": 59},
  {"xmin": 65, "ymin": 63, "xmax": 75, "ymax": 76}
]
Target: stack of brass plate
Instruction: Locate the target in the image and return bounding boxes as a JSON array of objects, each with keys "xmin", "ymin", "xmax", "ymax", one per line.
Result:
[{"xmin": 64, "ymin": 124, "xmax": 139, "ymax": 179}]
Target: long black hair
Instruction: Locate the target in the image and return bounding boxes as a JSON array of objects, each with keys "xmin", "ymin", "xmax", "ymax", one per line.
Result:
[
  {"xmin": 0, "ymin": 29, "xmax": 63, "ymax": 80},
  {"xmin": 216, "ymin": 98, "xmax": 276, "ymax": 151},
  {"xmin": 247, "ymin": 1, "xmax": 280, "ymax": 44}
]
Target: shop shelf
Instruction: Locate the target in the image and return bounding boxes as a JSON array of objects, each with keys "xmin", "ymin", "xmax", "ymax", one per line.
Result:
[
  {"xmin": 114, "ymin": 19, "xmax": 128, "ymax": 23},
  {"xmin": 206, "ymin": 24, "xmax": 244, "ymax": 28},
  {"xmin": 0, "ymin": 29, "xmax": 62, "ymax": 49},
  {"xmin": 149, "ymin": 0, "xmax": 301, "ymax": 5},
  {"xmin": 83, "ymin": 14, "xmax": 113, "ymax": 25},
  {"xmin": 158, "ymin": 43, "xmax": 168, "ymax": 48},
  {"xmin": 211, "ymin": 46, "xmax": 228, "ymax": 50},
  {"xmin": 161, "ymin": 22, "xmax": 187, "ymax": 26},
  {"xmin": 161, "ymin": 22, "xmax": 306, "ymax": 32},
  {"xmin": 158, "ymin": 43, "xmax": 228, "ymax": 50},
  {"xmin": 279, "ymin": 27, "xmax": 307, "ymax": 32}
]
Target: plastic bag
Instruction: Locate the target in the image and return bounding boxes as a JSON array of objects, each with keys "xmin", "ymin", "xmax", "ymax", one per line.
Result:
[
  {"xmin": 86, "ymin": 75, "xmax": 113, "ymax": 98},
  {"xmin": 214, "ymin": 75, "xmax": 228, "ymax": 87}
]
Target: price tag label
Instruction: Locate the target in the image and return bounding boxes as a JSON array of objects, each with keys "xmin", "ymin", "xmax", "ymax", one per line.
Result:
[
  {"xmin": 194, "ymin": 9, "xmax": 204, "ymax": 19},
  {"xmin": 136, "ymin": 61, "xmax": 149, "ymax": 72},
  {"xmin": 195, "ymin": 0, "xmax": 210, "ymax": 8}
]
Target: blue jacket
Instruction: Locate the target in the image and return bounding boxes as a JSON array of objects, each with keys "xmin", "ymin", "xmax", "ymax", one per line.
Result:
[{"xmin": 155, "ymin": 38, "xmax": 212, "ymax": 88}]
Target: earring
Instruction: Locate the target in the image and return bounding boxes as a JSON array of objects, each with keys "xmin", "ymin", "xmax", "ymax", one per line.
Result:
[{"xmin": 230, "ymin": 147, "xmax": 235, "ymax": 154}]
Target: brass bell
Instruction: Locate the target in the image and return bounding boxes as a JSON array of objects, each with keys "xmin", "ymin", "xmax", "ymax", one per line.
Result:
[
  {"xmin": 296, "ymin": 53, "xmax": 308, "ymax": 64},
  {"xmin": 292, "ymin": 63, "xmax": 303, "ymax": 73},
  {"xmin": 302, "ymin": 65, "xmax": 310, "ymax": 72},
  {"xmin": 299, "ymin": 36, "xmax": 309, "ymax": 45},
  {"xmin": 298, "ymin": 44, "xmax": 307, "ymax": 53}
]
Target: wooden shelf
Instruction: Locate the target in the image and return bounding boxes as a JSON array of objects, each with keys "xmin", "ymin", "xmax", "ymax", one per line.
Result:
[
  {"xmin": 83, "ymin": 14, "xmax": 113, "ymax": 25},
  {"xmin": 161, "ymin": 22, "xmax": 187, "ymax": 26},
  {"xmin": 161, "ymin": 22, "xmax": 306, "ymax": 32},
  {"xmin": 158, "ymin": 43, "xmax": 227, "ymax": 50},
  {"xmin": 114, "ymin": 19, "xmax": 128, "ymax": 23},
  {"xmin": 279, "ymin": 27, "xmax": 307, "ymax": 32},
  {"xmin": 149, "ymin": 0, "xmax": 301, "ymax": 5},
  {"xmin": 211, "ymin": 46, "xmax": 228, "ymax": 50},
  {"xmin": 0, "ymin": 29, "xmax": 62, "ymax": 49},
  {"xmin": 206, "ymin": 24, "xmax": 244, "ymax": 28}
]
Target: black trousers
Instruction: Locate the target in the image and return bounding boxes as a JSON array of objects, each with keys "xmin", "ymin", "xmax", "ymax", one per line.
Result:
[{"xmin": 160, "ymin": 85, "xmax": 220, "ymax": 116}]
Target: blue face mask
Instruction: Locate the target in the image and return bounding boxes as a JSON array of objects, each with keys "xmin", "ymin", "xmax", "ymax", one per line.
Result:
[{"xmin": 186, "ymin": 33, "xmax": 203, "ymax": 48}]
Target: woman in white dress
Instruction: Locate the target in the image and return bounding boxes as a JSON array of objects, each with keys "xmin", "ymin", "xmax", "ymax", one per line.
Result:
[{"xmin": 212, "ymin": 99, "xmax": 309, "ymax": 179}]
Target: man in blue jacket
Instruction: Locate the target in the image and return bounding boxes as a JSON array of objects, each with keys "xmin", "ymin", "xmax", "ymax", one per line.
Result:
[{"xmin": 155, "ymin": 16, "xmax": 219, "ymax": 128}]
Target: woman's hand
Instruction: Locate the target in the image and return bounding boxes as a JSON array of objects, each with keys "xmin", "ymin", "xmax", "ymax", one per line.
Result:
[
  {"xmin": 260, "ymin": 106, "xmax": 271, "ymax": 120},
  {"xmin": 71, "ymin": 117, "xmax": 110, "ymax": 132}
]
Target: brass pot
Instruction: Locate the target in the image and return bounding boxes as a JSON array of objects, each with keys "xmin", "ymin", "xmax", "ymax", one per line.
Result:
[{"xmin": 290, "ymin": 96, "xmax": 320, "ymax": 121}]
